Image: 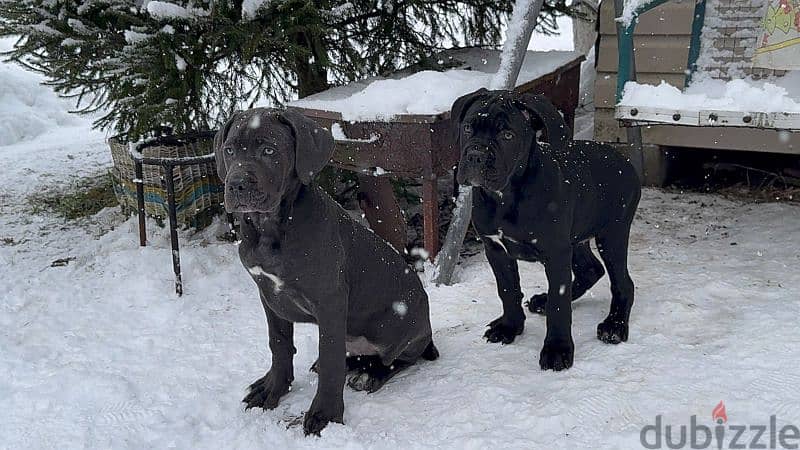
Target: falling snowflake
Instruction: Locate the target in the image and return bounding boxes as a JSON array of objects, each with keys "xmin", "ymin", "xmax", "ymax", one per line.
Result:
[{"xmin": 392, "ymin": 301, "xmax": 408, "ymax": 316}]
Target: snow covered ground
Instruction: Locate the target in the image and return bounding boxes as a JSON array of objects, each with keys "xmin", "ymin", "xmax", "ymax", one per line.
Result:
[{"xmin": 3, "ymin": 29, "xmax": 800, "ymax": 450}]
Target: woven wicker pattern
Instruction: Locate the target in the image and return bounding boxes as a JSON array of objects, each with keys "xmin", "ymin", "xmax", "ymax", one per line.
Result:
[
  {"xmin": 109, "ymin": 133, "xmax": 224, "ymax": 227},
  {"xmin": 699, "ymin": 0, "xmax": 789, "ymax": 80}
]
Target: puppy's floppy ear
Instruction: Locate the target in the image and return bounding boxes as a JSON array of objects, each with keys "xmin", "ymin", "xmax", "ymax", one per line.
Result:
[
  {"xmin": 515, "ymin": 93, "xmax": 571, "ymax": 151},
  {"xmin": 279, "ymin": 109, "xmax": 335, "ymax": 185},
  {"xmin": 214, "ymin": 111, "xmax": 241, "ymax": 181},
  {"xmin": 450, "ymin": 88, "xmax": 491, "ymax": 140}
]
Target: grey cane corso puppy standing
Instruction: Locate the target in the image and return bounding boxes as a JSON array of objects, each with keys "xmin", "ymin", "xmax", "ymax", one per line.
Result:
[
  {"xmin": 215, "ymin": 108, "xmax": 438, "ymax": 435},
  {"xmin": 451, "ymin": 89, "xmax": 641, "ymax": 371}
]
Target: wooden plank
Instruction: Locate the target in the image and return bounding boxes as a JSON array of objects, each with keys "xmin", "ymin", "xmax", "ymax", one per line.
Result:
[
  {"xmin": 614, "ymin": 106, "xmax": 800, "ymax": 130},
  {"xmin": 773, "ymin": 112, "xmax": 800, "ymax": 130},
  {"xmin": 595, "ymin": 109, "xmax": 800, "ymax": 153},
  {"xmin": 599, "ymin": 0, "xmax": 696, "ymax": 35},
  {"xmin": 697, "ymin": 110, "xmax": 800, "ymax": 130},
  {"xmin": 597, "ymin": 35, "xmax": 692, "ymax": 73},
  {"xmin": 616, "ymin": 105, "xmax": 700, "ymax": 126},
  {"xmin": 698, "ymin": 110, "xmax": 768, "ymax": 127},
  {"xmin": 594, "ymin": 72, "xmax": 687, "ymax": 109},
  {"xmin": 647, "ymin": 126, "xmax": 800, "ymax": 154},
  {"xmin": 595, "ymin": 107, "xmax": 633, "ymax": 142}
]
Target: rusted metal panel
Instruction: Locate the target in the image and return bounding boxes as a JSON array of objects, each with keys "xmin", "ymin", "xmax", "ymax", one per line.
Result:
[
  {"xmin": 429, "ymin": 117, "xmax": 459, "ymax": 177},
  {"xmin": 421, "ymin": 175, "xmax": 440, "ymax": 260},
  {"xmin": 357, "ymin": 175, "xmax": 408, "ymax": 252},
  {"xmin": 286, "ymin": 111, "xmax": 439, "ymax": 178},
  {"xmin": 518, "ymin": 59, "xmax": 582, "ymax": 131}
]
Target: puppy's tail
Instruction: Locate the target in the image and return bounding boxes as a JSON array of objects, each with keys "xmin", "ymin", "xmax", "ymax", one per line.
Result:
[{"xmin": 421, "ymin": 340, "xmax": 440, "ymax": 361}]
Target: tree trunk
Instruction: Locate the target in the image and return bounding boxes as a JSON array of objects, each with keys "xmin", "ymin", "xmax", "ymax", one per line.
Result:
[
  {"xmin": 293, "ymin": 31, "xmax": 328, "ymax": 99},
  {"xmin": 572, "ymin": 0, "xmax": 599, "ymax": 55}
]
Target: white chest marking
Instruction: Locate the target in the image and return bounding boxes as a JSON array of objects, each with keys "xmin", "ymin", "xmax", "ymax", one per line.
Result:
[
  {"xmin": 486, "ymin": 230, "xmax": 508, "ymax": 253},
  {"xmin": 248, "ymin": 265, "xmax": 284, "ymax": 294},
  {"xmin": 485, "ymin": 229, "xmax": 522, "ymax": 254}
]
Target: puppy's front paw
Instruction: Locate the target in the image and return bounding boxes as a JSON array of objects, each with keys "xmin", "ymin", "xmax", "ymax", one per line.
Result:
[
  {"xmin": 597, "ymin": 318, "xmax": 629, "ymax": 344},
  {"xmin": 539, "ymin": 338, "xmax": 574, "ymax": 371},
  {"xmin": 526, "ymin": 293, "xmax": 547, "ymax": 315},
  {"xmin": 303, "ymin": 397, "xmax": 344, "ymax": 436},
  {"xmin": 484, "ymin": 315, "xmax": 524, "ymax": 344},
  {"xmin": 243, "ymin": 371, "xmax": 292, "ymax": 410}
]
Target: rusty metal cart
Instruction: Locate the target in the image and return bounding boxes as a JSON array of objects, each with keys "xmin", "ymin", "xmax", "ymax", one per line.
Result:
[{"xmin": 290, "ymin": 48, "xmax": 584, "ymax": 260}]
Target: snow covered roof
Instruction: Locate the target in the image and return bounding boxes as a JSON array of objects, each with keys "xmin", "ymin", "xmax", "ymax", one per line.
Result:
[{"xmin": 289, "ymin": 49, "xmax": 582, "ymax": 122}]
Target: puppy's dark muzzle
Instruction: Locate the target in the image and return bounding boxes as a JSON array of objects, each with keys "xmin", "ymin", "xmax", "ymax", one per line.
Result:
[
  {"xmin": 224, "ymin": 173, "xmax": 271, "ymax": 213},
  {"xmin": 227, "ymin": 174, "xmax": 258, "ymax": 193},
  {"xmin": 457, "ymin": 148, "xmax": 494, "ymax": 187}
]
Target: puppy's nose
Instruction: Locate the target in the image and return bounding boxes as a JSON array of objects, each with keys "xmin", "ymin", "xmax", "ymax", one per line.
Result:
[
  {"xmin": 465, "ymin": 151, "xmax": 486, "ymax": 166},
  {"xmin": 227, "ymin": 175, "xmax": 256, "ymax": 192}
]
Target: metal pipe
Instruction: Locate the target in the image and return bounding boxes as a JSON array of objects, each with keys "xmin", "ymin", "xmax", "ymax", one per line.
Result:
[
  {"xmin": 614, "ymin": 0, "xmax": 645, "ymax": 182},
  {"xmin": 226, "ymin": 213, "xmax": 237, "ymax": 240},
  {"xmin": 130, "ymin": 152, "xmax": 216, "ymax": 166},
  {"xmin": 134, "ymin": 160, "xmax": 147, "ymax": 247},
  {"xmin": 164, "ymin": 164, "xmax": 183, "ymax": 296}
]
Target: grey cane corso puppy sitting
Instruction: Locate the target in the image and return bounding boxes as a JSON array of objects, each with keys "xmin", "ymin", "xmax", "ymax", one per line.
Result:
[
  {"xmin": 451, "ymin": 89, "xmax": 641, "ymax": 371},
  {"xmin": 215, "ymin": 108, "xmax": 438, "ymax": 435}
]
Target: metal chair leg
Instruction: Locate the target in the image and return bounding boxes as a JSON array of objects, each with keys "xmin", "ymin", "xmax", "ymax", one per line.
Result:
[
  {"xmin": 134, "ymin": 160, "xmax": 147, "ymax": 247},
  {"xmin": 226, "ymin": 213, "xmax": 238, "ymax": 240},
  {"xmin": 164, "ymin": 164, "xmax": 183, "ymax": 296}
]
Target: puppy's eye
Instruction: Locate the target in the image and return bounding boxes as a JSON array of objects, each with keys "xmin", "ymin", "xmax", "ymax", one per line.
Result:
[
  {"xmin": 224, "ymin": 147, "xmax": 234, "ymax": 155},
  {"xmin": 463, "ymin": 124, "xmax": 473, "ymax": 135},
  {"xmin": 501, "ymin": 130, "xmax": 514, "ymax": 140},
  {"xmin": 263, "ymin": 147, "xmax": 274, "ymax": 155}
]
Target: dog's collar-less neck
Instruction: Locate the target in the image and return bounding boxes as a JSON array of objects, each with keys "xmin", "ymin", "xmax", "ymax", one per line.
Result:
[
  {"xmin": 513, "ymin": 141, "xmax": 536, "ymax": 183},
  {"xmin": 489, "ymin": 140, "xmax": 540, "ymax": 199}
]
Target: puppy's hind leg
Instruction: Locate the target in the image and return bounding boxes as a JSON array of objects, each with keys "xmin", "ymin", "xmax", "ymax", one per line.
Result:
[
  {"xmin": 595, "ymin": 226, "xmax": 635, "ymax": 344},
  {"xmin": 347, "ymin": 335, "xmax": 437, "ymax": 393},
  {"xmin": 309, "ymin": 355, "xmax": 379, "ymax": 373},
  {"xmin": 528, "ymin": 241, "xmax": 605, "ymax": 314},
  {"xmin": 347, "ymin": 359, "xmax": 412, "ymax": 393},
  {"xmin": 421, "ymin": 340, "xmax": 440, "ymax": 361}
]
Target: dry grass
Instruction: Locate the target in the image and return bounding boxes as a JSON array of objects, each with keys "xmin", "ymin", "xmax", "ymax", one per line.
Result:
[{"xmin": 29, "ymin": 173, "xmax": 119, "ymax": 220}]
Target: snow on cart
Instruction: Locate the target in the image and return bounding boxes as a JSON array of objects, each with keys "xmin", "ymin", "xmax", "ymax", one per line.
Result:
[{"xmin": 288, "ymin": 48, "xmax": 584, "ymax": 259}]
